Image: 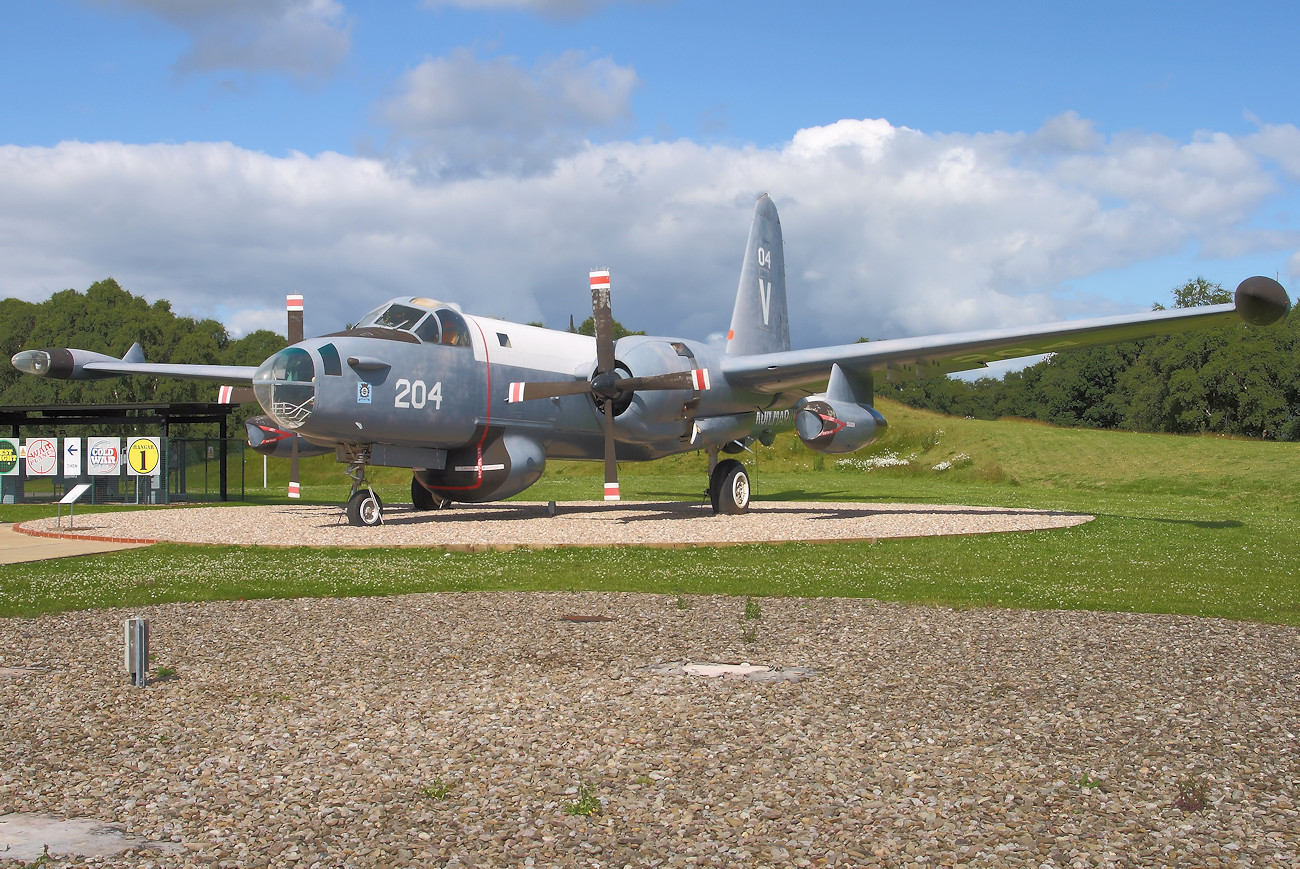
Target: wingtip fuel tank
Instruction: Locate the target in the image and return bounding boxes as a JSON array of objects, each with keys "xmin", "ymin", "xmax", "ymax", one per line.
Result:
[{"xmin": 1234, "ymin": 276, "xmax": 1291, "ymax": 326}]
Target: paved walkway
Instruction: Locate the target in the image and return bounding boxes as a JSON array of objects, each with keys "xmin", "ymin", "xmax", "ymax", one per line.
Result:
[{"xmin": 0, "ymin": 523, "xmax": 148, "ymax": 564}]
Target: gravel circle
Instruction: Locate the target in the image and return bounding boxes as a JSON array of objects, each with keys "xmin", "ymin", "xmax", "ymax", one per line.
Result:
[
  {"xmin": 1, "ymin": 593, "xmax": 1297, "ymax": 867},
  {"xmin": 16, "ymin": 501, "xmax": 1092, "ymax": 549}
]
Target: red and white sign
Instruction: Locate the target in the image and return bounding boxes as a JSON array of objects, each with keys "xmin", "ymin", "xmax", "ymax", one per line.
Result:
[
  {"xmin": 589, "ymin": 269, "xmax": 610, "ymax": 290},
  {"xmin": 87, "ymin": 437, "xmax": 121, "ymax": 476},
  {"xmin": 25, "ymin": 437, "xmax": 58, "ymax": 476},
  {"xmin": 286, "ymin": 294, "xmax": 304, "ymax": 312}
]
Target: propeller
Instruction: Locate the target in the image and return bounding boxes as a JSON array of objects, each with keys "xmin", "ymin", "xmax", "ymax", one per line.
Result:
[
  {"xmin": 286, "ymin": 294, "xmax": 304, "ymax": 499},
  {"xmin": 508, "ymin": 270, "xmax": 711, "ymax": 501},
  {"xmin": 217, "ymin": 293, "xmax": 305, "ymax": 498}
]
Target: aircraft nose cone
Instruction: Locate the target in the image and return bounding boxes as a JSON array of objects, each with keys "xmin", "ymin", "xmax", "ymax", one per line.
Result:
[{"xmin": 10, "ymin": 350, "xmax": 50, "ymax": 376}]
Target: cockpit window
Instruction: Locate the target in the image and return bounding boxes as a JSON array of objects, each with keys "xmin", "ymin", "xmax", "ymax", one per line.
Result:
[
  {"xmin": 413, "ymin": 315, "xmax": 441, "ymax": 344},
  {"xmin": 349, "ymin": 300, "xmax": 471, "ymax": 347},
  {"xmin": 354, "ymin": 305, "xmax": 387, "ymax": 328},
  {"xmin": 436, "ymin": 309, "xmax": 472, "ymax": 347},
  {"xmin": 269, "ymin": 347, "xmax": 315, "ymax": 382},
  {"xmin": 370, "ymin": 303, "xmax": 425, "ymax": 331},
  {"xmin": 318, "ymin": 342, "xmax": 342, "ymax": 376}
]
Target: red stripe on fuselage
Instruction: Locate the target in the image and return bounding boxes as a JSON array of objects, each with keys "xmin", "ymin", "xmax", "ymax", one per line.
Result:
[{"xmin": 430, "ymin": 316, "xmax": 494, "ymax": 493}]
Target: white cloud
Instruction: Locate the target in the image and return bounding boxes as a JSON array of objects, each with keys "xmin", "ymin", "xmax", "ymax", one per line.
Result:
[
  {"xmin": 93, "ymin": 0, "xmax": 351, "ymax": 81},
  {"xmin": 378, "ymin": 49, "xmax": 639, "ymax": 177},
  {"xmin": 1247, "ymin": 122, "xmax": 1300, "ymax": 180},
  {"xmin": 420, "ymin": 0, "xmax": 639, "ymax": 18},
  {"xmin": 0, "ymin": 114, "xmax": 1294, "ymax": 356}
]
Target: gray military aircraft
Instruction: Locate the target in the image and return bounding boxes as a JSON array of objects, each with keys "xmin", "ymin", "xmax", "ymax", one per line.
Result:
[{"xmin": 10, "ymin": 195, "xmax": 1292, "ymax": 525}]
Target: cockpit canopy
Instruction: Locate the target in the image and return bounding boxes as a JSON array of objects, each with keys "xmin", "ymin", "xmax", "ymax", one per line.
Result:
[{"xmin": 355, "ymin": 298, "xmax": 471, "ymax": 347}]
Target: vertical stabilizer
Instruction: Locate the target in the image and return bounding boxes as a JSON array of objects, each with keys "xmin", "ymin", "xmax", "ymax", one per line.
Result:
[{"xmin": 725, "ymin": 194, "xmax": 790, "ymax": 356}]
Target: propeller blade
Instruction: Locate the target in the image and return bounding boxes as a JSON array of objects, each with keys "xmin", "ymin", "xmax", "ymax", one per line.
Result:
[
  {"xmin": 602, "ymin": 403, "xmax": 619, "ymax": 501},
  {"xmin": 288, "ymin": 436, "xmax": 300, "ymax": 499},
  {"xmin": 287, "ymin": 294, "xmax": 304, "ymax": 344},
  {"xmin": 506, "ymin": 379, "xmax": 594, "ymax": 403},
  {"xmin": 287, "ymin": 293, "xmax": 304, "ymax": 499},
  {"xmin": 590, "ymin": 270, "xmax": 615, "ymax": 374},
  {"xmin": 217, "ymin": 385, "xmax": 257, "ymax": 404},
  {"xmin": 617, "ymin": 368, "xmax": 711, "ymax": 393}
]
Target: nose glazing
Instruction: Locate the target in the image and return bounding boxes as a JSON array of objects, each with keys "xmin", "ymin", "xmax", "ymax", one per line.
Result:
[{"xmin": 252, "ymin": 348, "xmax": 317, "ymax": 430}]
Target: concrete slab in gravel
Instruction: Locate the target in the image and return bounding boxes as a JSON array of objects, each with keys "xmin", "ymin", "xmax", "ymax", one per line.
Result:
[
  {"xmin": 0, "ymin": 522, "xmax": 147, "ymax": 564},
  {"xmin": 0, "ymin": 812, "xmax": 184, "ymax": 860},
  {"xmin": 639, "ymin": 660, "xmax": 819, "ymax": 681}
]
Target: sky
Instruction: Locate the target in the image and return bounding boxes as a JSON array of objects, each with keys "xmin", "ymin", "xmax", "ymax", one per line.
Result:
[{"xmin": 2, "ymin": 0, "xmax": 1298, "ymax": 358}]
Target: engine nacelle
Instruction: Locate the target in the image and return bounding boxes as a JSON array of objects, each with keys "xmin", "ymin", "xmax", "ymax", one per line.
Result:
[
  {"xmin": 415, "ymin": 430, "xmax": 545, "ymax": 504},
  {"xmin": 794, "ymin": 396, "xmax": 887, "ymax": 454}
]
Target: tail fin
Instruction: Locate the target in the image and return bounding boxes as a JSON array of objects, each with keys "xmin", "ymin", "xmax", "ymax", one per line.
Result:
[{"xmin": 725, "ymin": 194, "xmax": 790, "ymax": 356}]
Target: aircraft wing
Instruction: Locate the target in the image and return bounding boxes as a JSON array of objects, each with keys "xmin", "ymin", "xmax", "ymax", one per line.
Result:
[
  {"xmin": 720, "ymin": 278, "xmax": 1290, "ymax": 395},
  {"xmin": 10, "ymin": 343, "xmax": 257, "ymax": 384},
  {"xmin": 79, "ymin": 361, "xmax": 258, "ymax": 383}
]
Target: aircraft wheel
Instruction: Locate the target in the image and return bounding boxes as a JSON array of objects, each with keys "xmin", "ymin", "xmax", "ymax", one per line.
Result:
[
  {"xmin": 411, "ymin": 477, "xmax": 448, "ymax": 511},
  {"xmin": 710, "ymin": 459, "xmax": 750, "ymax": 515},
  {"xmin": 347, "ymin": 489, "xmax": 384, "ymax": 526}
]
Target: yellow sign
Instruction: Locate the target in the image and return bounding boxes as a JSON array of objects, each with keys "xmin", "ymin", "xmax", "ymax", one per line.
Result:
[{"xmin": 127, "ymin": 437, "xmax": 160, "ymax": 475}]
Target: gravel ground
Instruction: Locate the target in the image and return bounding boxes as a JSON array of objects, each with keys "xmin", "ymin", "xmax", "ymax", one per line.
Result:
[
  {"xmin": 1, "ymin": 592, "xmax": 1297, "ymax": 867},
  {"xmin": 16, "ymin": 501, "xmax": 1092, "ymax": 549}
]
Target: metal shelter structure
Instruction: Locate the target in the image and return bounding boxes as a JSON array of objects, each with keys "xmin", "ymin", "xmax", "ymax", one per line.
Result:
[{"xmin": 0, "ymin": 402, "xmax": 242, "ymax": 502}]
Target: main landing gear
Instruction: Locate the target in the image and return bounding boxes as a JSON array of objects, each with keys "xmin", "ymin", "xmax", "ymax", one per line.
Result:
[
  {"xmin": 705, "ymin": 447, "xmax": 751, "ymax": 515},
  {"xmin": 411, "ymin": 476, "xmax": 451, "ymax": 512}
]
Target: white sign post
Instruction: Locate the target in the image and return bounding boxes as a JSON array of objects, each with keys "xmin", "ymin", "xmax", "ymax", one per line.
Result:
[
  {"xmin": 87, "ymin": 437, "xmax": 121, "ymax": 476},
  {"xmin": 63, "ymin": 437, "xmax": 83, "ymax": 478},
  {"xmin": 24, "ymin": 437, "xmax": 58, "ymax": 477}
]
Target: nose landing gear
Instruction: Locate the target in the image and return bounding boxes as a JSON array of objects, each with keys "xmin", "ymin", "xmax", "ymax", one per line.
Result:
[{"xmin": 343, "ymin": 448, "xmax": 384, "ymax": 527}]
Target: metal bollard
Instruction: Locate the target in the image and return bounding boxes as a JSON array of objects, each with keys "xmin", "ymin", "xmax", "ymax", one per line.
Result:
[{"xmin": 124, "ymin": 617, "xmax": 149, "ymax": 687}]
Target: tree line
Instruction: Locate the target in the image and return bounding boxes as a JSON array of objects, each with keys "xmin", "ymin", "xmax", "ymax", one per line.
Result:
[
  {"xmin": 0, "ymin": 279, "xmax": 286, "ymax": 434},
  {"xmin": 885, "ymin": 278, "xmax": 1299, "ymax": 441}
]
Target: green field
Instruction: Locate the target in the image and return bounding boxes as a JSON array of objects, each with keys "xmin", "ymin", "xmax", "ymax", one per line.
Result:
[{"xmin": 2, "ymin": 398, "xmax": 1297, "ymax": 623}]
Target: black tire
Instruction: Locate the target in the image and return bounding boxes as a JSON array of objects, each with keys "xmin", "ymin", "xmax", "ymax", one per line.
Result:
[
  {"xmin": 346, "ymin": 489, "xmax": 383, "ymax": 526},
  {"xmin": 709, "ymin": 459, "xmax": 751, "ymax": 515},
  {"xmin": 411, "ymin": 476, "xmax": 447, "ymax": 511}
]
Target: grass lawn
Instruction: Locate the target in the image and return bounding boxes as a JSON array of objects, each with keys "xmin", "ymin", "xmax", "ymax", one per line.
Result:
[{"xmin": 2, "ymin": 399, "xmax": 1296, "ymax": 624}]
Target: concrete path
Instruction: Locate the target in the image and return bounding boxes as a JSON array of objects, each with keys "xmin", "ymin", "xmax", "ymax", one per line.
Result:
[{"xmin": 0, "ymin": 523, "xmax": 148, "ymax": 564}]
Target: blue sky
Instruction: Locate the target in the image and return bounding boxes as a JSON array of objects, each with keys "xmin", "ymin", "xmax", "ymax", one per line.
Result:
[{"xmin": 2, "ymin": 0, "xmax": 1297, "ymax": 353}]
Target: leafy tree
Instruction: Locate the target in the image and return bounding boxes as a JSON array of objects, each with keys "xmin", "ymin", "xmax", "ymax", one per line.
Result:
[
  {"xmin": 1173, "ymin": 275, "xmax": 1233, "ymax": 308},
  {"xmin": 1, "ymin": 279, "xmax": 288, "ymax": 436},
  {"xmin": 575, "ymin": 316, "xmax": 645, "ymax": 340},
  {"xmin": 887, "ymin": 276, "xmax": 1298, "ymax": 440}
]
